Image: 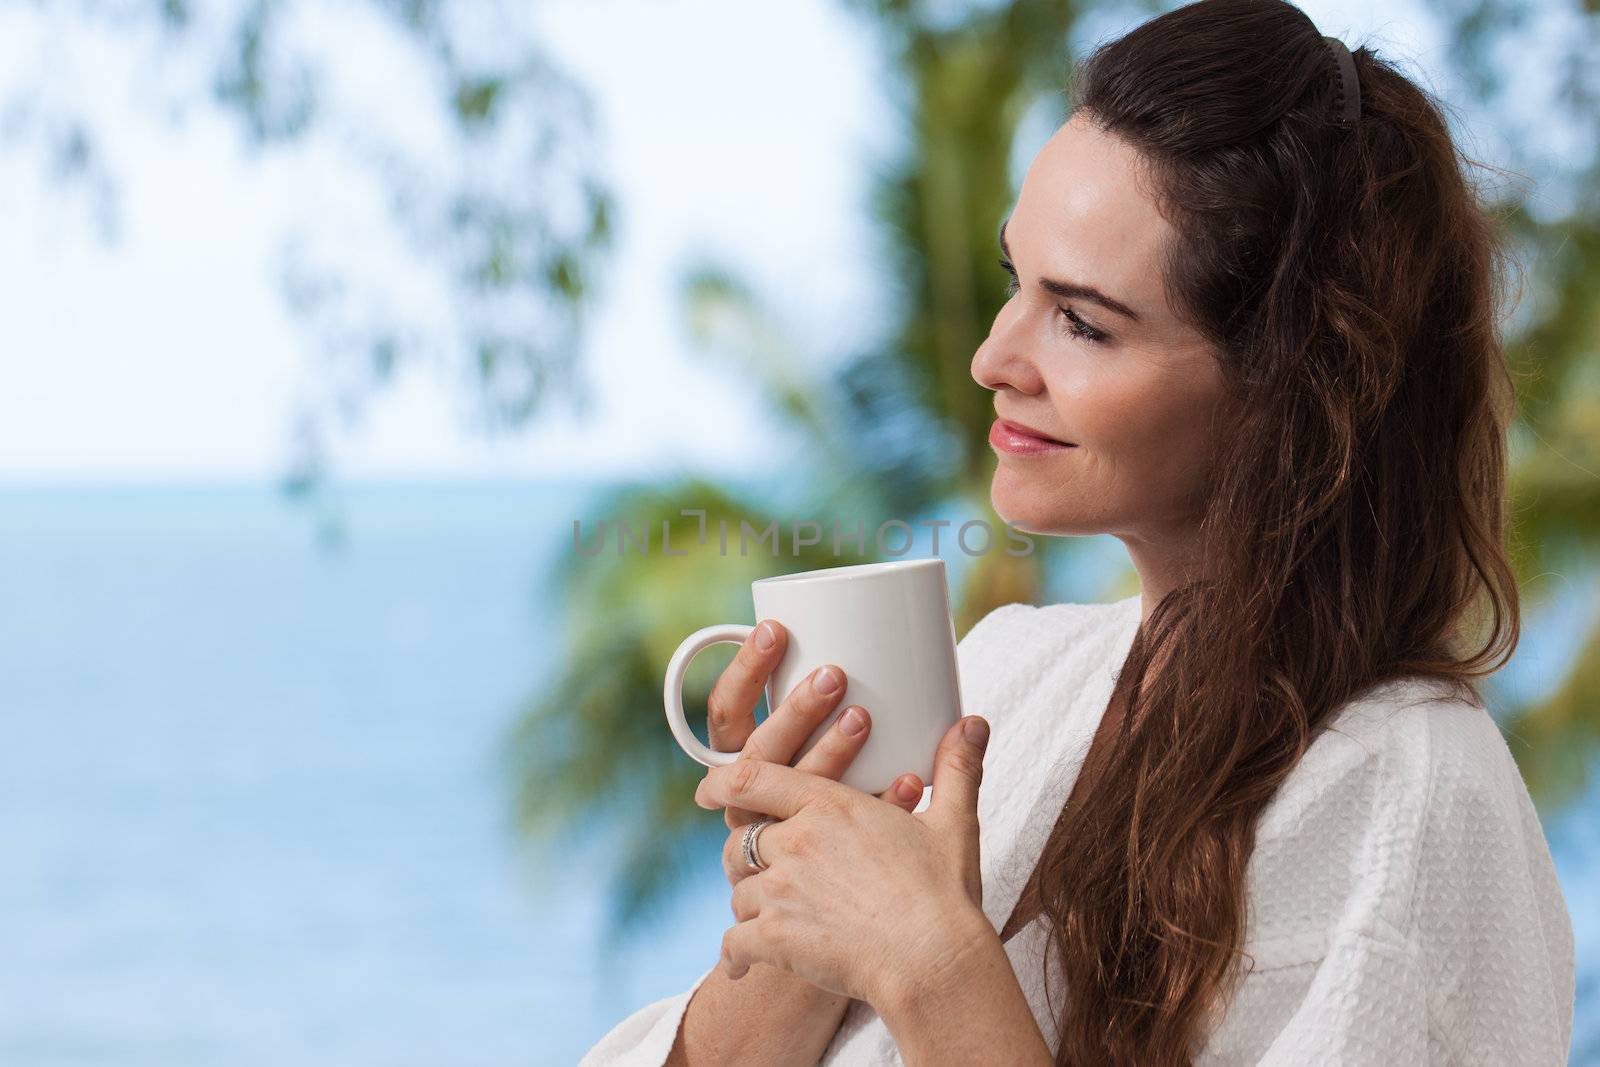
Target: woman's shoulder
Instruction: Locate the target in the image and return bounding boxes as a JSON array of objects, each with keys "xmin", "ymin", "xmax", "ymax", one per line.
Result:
[
  {"xmin": 1219, "ymin": 677, "xmax": 1574, "ymax": 1063},
  {"xmin": 1250, "ymin": 674, "xmax": 1562, "ymax": 956},
  {"xmin": 1251, "ymin": 678, "xmax": 1575, "ymax": 1057},
  {"xmin": 1289, "ymin": 674, "xmax": 1513, "ymax": 815}
]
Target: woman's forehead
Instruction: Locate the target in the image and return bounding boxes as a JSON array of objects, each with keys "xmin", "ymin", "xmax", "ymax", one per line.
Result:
[{"xmin": 1010, "ymin": 118, "xmax": 1176, "ymax": 324}]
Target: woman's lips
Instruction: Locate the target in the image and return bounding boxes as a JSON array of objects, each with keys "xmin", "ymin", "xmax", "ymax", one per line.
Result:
[{"xmin": 989, "ymin": 417, "xmax": 1075, "ymax": 455}]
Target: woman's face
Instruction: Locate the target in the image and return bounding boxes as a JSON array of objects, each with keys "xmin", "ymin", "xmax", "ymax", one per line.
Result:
[{"xmin": 972, "ymin": 113, "xmax": 1231, "ymax": 546}]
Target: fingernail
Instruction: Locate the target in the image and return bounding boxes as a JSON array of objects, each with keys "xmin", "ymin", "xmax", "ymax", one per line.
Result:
[
  {"xmin": 755, "ymin": 622, "xmax": 776, "ymax": 650},
  {"xmin": 963, "ymin": 716, "xmax": 989, "ymax": 748},
  {"xmin": 896, "ymin": 777, "xmax": 920, "ymax": 801},
  {"xmin": 839, "ymin": 706, "xmax": 866, "ymax": 736},
  {"xmin": 814, "ymin": 666, "xmax": 842, "ymax": 695}
]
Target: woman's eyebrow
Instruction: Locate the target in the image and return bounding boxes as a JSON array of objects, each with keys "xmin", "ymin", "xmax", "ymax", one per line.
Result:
[{"xmin": 999, "ymin": 216, "xmax": 1144, "ymax": 324}]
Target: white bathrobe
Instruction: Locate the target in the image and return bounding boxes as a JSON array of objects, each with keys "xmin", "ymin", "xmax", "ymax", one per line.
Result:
[{"xmin": 582, "ymin": 594, "xmax": 1575, "ymax": 1065}]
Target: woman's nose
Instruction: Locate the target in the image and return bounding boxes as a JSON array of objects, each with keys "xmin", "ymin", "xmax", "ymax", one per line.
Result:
[{"xmin": 971, "ymin": 310, "xmax": 1043, "ymax": 394}]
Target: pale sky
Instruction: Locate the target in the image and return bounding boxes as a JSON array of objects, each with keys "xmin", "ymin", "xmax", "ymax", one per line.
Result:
[{"xmin": 0, "ymin": 0, "xmax": 1491, "ymax": 485}]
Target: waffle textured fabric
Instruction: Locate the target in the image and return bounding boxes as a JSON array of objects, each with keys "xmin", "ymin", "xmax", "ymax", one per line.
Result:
[{"xmin": 582, "ymin": 594, "xmax": 1575, "ymax": 1065}]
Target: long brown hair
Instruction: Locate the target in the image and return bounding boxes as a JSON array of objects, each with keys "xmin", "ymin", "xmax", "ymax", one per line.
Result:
[{"xmin": 1032, "ymin": 1, "xmax": 1522, "ymax": 1061}]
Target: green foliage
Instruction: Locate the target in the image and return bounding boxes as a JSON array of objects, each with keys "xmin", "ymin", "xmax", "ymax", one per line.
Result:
[
  {"xmin": 212, "ymin": 0, "xmax": 317, "ymax": 142},
  {"xmin": 3, "ymin": 0, "xmax": 617, "ymax": 511},
  {"xmin": 453, "ymin": 76, "xmax": 505, "ymax": 125},
  {"xmin": 1499, "ymin": 198, "xmax": 1600, "ymax": 802}
]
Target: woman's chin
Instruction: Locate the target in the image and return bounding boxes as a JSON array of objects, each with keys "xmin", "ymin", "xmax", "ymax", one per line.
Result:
[
  {"xmin": 991, "ymin": 493, "xmax": 1055, "ymax": 536},
  {"xmin": 992, "ymin": 471, "xmax": 1048, "ymax": 519},
  {"xmin": 991, "ymin": 483, "xmax": 1101, "ymax": 539}
]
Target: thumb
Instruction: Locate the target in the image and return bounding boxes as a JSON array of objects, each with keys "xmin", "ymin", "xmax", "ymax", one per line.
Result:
[{"xmin": 929, "ymin": 715, "xmax": 989, "ymax": 828}]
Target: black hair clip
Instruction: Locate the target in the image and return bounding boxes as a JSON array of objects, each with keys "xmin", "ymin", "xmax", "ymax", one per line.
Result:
[{"xmin": 1322, "ymin": 35, "xmax": 1361, "ymax": 123}]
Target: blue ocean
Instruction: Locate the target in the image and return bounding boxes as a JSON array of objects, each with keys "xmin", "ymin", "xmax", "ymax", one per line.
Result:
[{"xmin": 0, "ymin": 483, "xmax": 1593, "ymax": 1064}]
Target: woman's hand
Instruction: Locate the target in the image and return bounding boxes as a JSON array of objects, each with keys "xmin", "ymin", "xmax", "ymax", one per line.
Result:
[
  {"xmin": 695, "ymin": 714, "xmax": 995, "ymax": 1009},
  {"xmin": 705, "ymin": 619, "xmax": 927, "ymax": 837},
  {"xmin": 664, "ymin": 623, "xmax": 924, "ymax": 1067}
]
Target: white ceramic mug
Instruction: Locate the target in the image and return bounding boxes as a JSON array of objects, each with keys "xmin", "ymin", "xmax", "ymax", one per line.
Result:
[{"xmin": 662, "ymin": 557, "xmax": 964, "ymax": 795}]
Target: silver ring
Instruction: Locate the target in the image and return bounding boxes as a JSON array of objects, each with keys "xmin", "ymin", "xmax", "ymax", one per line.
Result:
[{"xmin": 741, "ymin": 818, "xmax": 774, "ymax": 873}]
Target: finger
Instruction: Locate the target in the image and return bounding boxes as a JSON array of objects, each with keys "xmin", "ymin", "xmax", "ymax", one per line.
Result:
[
  {"xmin": 729, "ymin": 867, "xmax": 765, "ymax": 921},
  {"xmin": 721, "ymin": 915, "xmax": 776, "ymax": 981},
  {"xmin": 705, "ymin": 620, "xmax": 787, "ymax": 755},
  {"xmin": 723, "ymin": 827, "xmax": 743, "ymax": 885},
  {"xmin": 722, "ymin": 824, "xmax": 767, "ymax": 886},
  {"xmin": 927, "ymin": 715, "xmax": 989, "ymax": 827},
  {"xmin": 789, "ymin": 703, "xmax": 868, "ymax": 781},
  {"xmin": 696, "ymin": 759, "xmax": 842, "ymax": 821},
  {"xmin": 722, "ymin": 816, "xmax": 791, "ymax": 885},
  {"xmin": 723, "ymin": 665, "xmax": 848, "ymax": 829},
  {"xmin": 877, "ymin": 772, "xmax": 925, "ymax": 813},
  {"xmin": 739, "ymin": 665, "xmax": 848, "ymax": 765}
]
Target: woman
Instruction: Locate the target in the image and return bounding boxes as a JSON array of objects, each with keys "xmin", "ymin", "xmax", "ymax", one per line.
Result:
[{"xmin": 584, "ymin": 0, "xmax": 1575, "ymax": 1062}]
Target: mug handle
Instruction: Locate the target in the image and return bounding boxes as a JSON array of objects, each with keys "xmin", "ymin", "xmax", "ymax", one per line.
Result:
[{"xmin": 662, "ymin": 623, "xmax": 762, "ymax": 768}]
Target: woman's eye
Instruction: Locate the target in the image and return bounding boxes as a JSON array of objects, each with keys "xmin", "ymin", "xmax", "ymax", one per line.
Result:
[
  {"xmin": 1061, "ymin": 307, "xmax": 1108, "ymax": 344},
  {"xmin": 998, "ymin": 256, "xmax": 1108, "ymax": 344},
  {"xmin": 998, "ymin": 256, "xmax": 1019, "ymax": 298}
]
